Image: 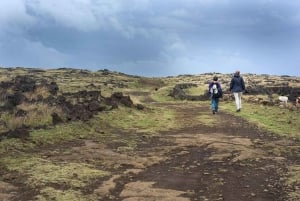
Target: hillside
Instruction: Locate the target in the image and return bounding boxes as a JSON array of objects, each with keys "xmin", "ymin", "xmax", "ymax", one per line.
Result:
[{"xmin": 0, "ymin": 67, "xmax": 299, "ymax": 201}]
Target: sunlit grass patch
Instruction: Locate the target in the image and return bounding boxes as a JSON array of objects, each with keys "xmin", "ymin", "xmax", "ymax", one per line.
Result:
[
  {"xmin": 96, "ymin": 106, "xmax": 177, "ymax": 134},
  {"xmin": 130, "ymin": 77, "xmax": 164, "ymax": 89},
  {"xmin": 151, "ymin": 86, "xmax": 178, "ymax": 102},
  {"xmin": 1, "ymin": 156, "xmax": 109, "ymax": 189},
  {"xmin": 121, "ymin": 89, "xmax": 151, "ymax": 104},
  {"xmin": 59, "ymin": 80, "xmax": 91, "ymax": 93},
  {"xmin": 0, "ymin": 138, "xmax": 35, "ymax": 155},
  {"xmin": 24, "ymin": 86, "xmax": 51, "ymax": 101},
  {"xmin": 221, "ymin": 102, "xmax": 300, "ymax": 138},
  {"xmin": 0, "ymin": 103, "xmax": 65, "ymax": 131},
  {"xmin": 183, "ymin": 85, "xmax": 207, "ymax": 96},
  {"xmin": 0, "ymin": 75, "xmax": 11, "ymax": 82},
  {"xmin": 29, "ymin": 121, "xmax": 91, "ymax": 144},
  {"xmin": 35, "ymin": 187, "xmax": 92, "ymax": 201}
]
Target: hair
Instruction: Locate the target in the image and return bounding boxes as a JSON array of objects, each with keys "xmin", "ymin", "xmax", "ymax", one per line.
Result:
[{"xmin": 213, "ymin": 76, "xmax": 218, "ymax": 81}]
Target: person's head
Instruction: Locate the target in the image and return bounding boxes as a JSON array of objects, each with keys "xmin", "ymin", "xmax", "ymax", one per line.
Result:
[
  {"xmin": 213, "ymin": 76, "xmax": 218, "ymax": 81},
  {"xmin": 235, "ymin": 70, "xmax": 240, "ymax": 76}
]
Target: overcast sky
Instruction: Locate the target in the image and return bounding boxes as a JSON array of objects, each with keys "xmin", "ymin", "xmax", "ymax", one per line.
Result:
[{"xmin": 0, "ymin": 0, "xmax": 300, "ymax": 77}]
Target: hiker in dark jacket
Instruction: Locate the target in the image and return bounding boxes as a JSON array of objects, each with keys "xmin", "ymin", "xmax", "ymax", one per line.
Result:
[
  {"xmin": 230, "ymin": 70, "xmax": 245, "ymax": 112},
  {"xmin": 209, "ymin": 76, "xmax": 222, "ymax": 114}
]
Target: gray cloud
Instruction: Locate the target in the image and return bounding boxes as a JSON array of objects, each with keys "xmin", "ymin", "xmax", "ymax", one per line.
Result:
[{"xmin": 0, "ymin": 0, "xmax": 300, "ymax": 76}]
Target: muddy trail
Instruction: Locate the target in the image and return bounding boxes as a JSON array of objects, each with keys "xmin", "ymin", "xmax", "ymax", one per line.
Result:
[{"xmin": 1, "ymin": 101, "xmax": 298, "ymax": 201}]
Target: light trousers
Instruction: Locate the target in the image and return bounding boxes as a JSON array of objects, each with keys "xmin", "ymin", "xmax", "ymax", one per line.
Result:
[{"xmin": 233, "ymin": 92, "xmax": 242, "ymax": 110}]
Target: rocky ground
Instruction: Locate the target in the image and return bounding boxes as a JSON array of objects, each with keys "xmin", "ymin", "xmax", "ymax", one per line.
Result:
[{"xmin": 0, "ymin": 68, "xmax": 299, "ymax": 201}]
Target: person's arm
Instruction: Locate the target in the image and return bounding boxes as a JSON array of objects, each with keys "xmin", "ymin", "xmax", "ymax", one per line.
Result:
[
  {"xmin": 208, "ymin": 82, "xmax": 213, "ymax": 94},
  {"xmin": 229, "ymin": 79, "xmax": 233, "ymax": 91},
  {"xmin": 241, "ymin": 77, "xmax": 245, "ymax": 91},
  {"xmin": 218, "ymin": 82, "xmax": 223, "ymax": 97}
]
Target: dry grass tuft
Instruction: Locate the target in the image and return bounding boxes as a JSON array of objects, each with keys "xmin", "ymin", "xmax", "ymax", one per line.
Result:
[
  {"xmin": 24, "ymin": 86, "xmax": 51, "ymax": 101},
  {"xmin": 1, "ymin": 103, "xmax": 64, "ymax": 130}
]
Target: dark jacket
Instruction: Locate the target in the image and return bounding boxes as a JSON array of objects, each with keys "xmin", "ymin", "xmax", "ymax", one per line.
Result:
[{"xmin": 230, "ymin": 74, "xmax": 245, "ymax": 93}]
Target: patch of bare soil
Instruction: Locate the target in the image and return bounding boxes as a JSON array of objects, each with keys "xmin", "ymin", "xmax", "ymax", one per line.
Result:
[
  {"xmin": 0, "ymin": 181, "xmax": 18, "ymax": 201},
  {"xmin": 1, "ymin": 102, "xmax": 298, "ymax": 201}
]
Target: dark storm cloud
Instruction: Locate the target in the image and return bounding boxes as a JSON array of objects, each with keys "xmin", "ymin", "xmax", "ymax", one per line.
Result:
[{"xmin": 0, "ymin": 0, "xmax": 300, "ymax": 76}]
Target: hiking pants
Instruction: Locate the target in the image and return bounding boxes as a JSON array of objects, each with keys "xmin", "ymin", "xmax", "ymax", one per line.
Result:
[
  {"xmin": 233, "ymin": 92, "xmax": 242, "ymax": 110},
  {"xmin": 211, "ymin": 97, "xmax": 219, "ymax": 112}
]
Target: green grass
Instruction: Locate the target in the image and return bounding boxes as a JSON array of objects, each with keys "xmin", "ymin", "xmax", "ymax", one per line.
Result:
[
  {"xmin": 96, "ymin": 106, "xmax": 177, "ymax": 134},
  {"xmin": 1, "ymin": 155, "xmax": 109, "ymax": 201},
  {"xmin": 1, "ymin": 105, "xmax": 176, "ymax": 155},
  {"xmin": 1, "ymin": 68, "xmax": 299, "ymax": 201},
  {"xmin": 0, "ymin": 103, "xmax": 66, "ymax": 132},
  {"xmin": 0, "ymin": 138, "xmax": 35, "ymax": 155},
  {"xmin": 151, "ymin": 86, "xmax": 178, "ymax": 102},
  {"xmin": 35, "ymin": 187, "xmax": 93, "ymax": 201},
  {"xmin": 29, "ymin": 121, "xmax": 92, "ymax": 144},
  {"xmin": 183, "ymin": 85, "xmax": 207, "ymax": 96},
  {"xmin": 285, "ymin": 165, "xmax": 300, "ymax": 200},
  {"xmin": 2, "ymin": 156, "xmax": 109, "ymax": 188},
  {"xmin": 221, "ymin": 102, "xmax": 300, "ymax": 138},
  {"xmin": 0, "ymin": 121, "xmax": 94, "ymax": 157}
]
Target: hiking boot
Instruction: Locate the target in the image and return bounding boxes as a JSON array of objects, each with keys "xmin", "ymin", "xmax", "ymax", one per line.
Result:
[
  {"xmin": 213, "ymin": 110, "xmax": 216, "ymax": 114},
  {"xmin": 236, "ymin": 109, "xmax": 241, "ymax": 112}
]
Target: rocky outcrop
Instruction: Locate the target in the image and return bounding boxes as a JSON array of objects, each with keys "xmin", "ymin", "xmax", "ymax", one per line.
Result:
[
  {"xmin": 14, "ymin": 75, "xmax": 37, "ymax": 92},
  {"xmin": 0, "ymin": 75, "xmax": 141, "ymax": 140},
  {"xmin": 246, "ymin": 86, "xmax": 300, "ymax": 102},
  {"xmin": 107, "ymin": 92, "xmax": 134, "ymax": 108}
]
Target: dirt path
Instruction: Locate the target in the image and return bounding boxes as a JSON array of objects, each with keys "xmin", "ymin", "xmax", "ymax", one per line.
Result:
[
  {"xmin": 100, "ymin": 103, "xmax": 291, "ymax": 201},
  {"xmin": 1, "ymin": 101, "xmax": 298, "ymax": 201}
]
